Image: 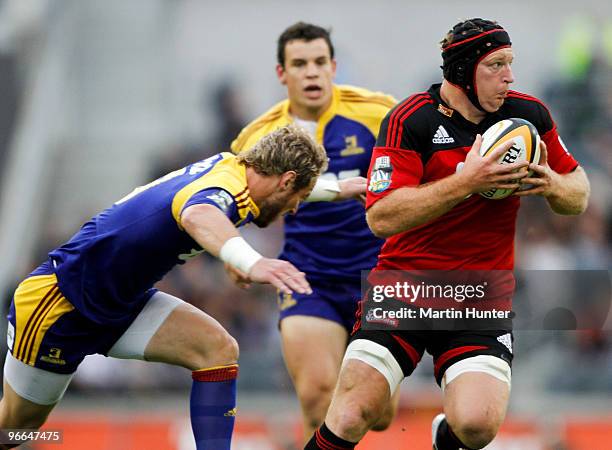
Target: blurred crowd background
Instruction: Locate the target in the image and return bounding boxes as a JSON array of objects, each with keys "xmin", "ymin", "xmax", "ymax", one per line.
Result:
[{"xmin": 0, "ymin": 1, "xmax": 610, "ymax": 449}]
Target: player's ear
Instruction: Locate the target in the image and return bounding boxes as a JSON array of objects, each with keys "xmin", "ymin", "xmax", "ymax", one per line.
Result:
[
  {"xmin": 278, "ymin": 171, "xmax": 297, "ymax": 191},
  {"xmin": 331, "ymin": 58, "xmax": 337, "ymax": 77},
  {"xmin": 276, "ymin": 64, "xmax": 287, "ymax": 85}
]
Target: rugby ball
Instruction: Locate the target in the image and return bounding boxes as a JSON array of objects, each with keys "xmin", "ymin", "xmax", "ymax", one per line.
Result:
[{"xmin": 478, "ymin": 118, "xmax": 540, "ymax": 200}]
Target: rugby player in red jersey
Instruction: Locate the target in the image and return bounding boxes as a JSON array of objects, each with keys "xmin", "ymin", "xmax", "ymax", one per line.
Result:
[{"xmin": 306, "ymin": 18, "xmax": 590, "ymax": 450}]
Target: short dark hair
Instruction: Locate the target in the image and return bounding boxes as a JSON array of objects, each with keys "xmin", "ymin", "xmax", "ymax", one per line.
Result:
[{"xmin": 277, "ymin": 22, "xmax": 334, "ymax": 67}]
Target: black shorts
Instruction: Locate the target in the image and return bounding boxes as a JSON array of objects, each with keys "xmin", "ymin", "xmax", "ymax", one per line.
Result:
[{"xmin": 350, "ymin": 328, "xmax": 513, "ymax": 386}]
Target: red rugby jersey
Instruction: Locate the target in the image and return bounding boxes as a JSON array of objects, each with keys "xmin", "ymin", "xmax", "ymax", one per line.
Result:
[{"xmin": 366, "ymin": 84, "xmax": 578, "ymax": 270}]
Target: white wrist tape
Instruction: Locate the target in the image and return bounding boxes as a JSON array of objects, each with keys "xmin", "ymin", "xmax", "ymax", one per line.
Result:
[
  {"xmin": 306, "ymin": 178, "xmax": 341, "ymax": 202},
  {"xmin": 219, "ymin": 236, "xmax": 263, "ymax": 274}
]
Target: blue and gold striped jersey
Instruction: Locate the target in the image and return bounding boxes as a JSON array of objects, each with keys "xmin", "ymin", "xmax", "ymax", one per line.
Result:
[
  {"xmin": 232, "ymin": 85, "xmax": 396, "ymax": 281},
  {"xmin": 46, "ymin": 153, "xmax": 259, "ymax": 324}
]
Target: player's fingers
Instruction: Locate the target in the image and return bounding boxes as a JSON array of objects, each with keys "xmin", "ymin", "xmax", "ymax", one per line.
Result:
[
  {"xmin": 527, "ymin": 163, "xmax": 546, "ymax": 175},
  {"xmin": 493, "ymin": 182, "xmax": 521, "ymax": 190},
  {"xmin": 520, "ymin": 176, "xmax": 547, "ymax": 186},
  {"xmin": 469, "ymin": 134, "xmax": 483, "ymax": 154},
  {"xmin": 539, "ymin": 140, "xmax": 548, "ymax": 165},
  {"xmin": 283, "ymin": 274, "xmax": 312, "ymax": 295},
  {"xmin": 268, "ymin": 274, "xmax": 292, "ymax": 295},
  {"xmin": 280, "ymin": 269, "xmax": 311, "ymax": 294},
  {"xmin": 493, "ymin": 160, "xmax": 529, "ymax": 174},
  {"xmin": 514, "ymin": 186, "xmax": 545, "ymax": 196},
  {"xmin": 492, "ymin": 170, "xmax": 529, "ymax": 182},
  {"xmin": 487, "ymin": 140, "xmax": 515, "ymax": 160}
]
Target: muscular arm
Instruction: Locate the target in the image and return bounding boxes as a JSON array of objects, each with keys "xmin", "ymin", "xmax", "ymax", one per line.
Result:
[
  {"xmin": 545, "ymin": 167, "xmax": 589, "ymax": 215},
  {"xmin": 515, "ymin": 141, "xmax": 590, "ymax": 215},
  {"xmin": 366, "ymin": 173, "xmax": 471, "ymax": 237},
  {"xmin": 181, "ymin": 203, "xmax": 311, "ymax": 294},
  {"xmin": 180, "ymin": 204, "xmax": 239, "ymax": 257},
  {"xmin": 367, "ymin": 136, "xmax": 528, "ymax": 238}
]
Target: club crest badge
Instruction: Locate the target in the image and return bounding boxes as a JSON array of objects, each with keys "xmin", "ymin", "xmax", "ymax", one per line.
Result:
[{"xmin": 368, "ymin": 156, "xmax": 393, "ymax": 193}]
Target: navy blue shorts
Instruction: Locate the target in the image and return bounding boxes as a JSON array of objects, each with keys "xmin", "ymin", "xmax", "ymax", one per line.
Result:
[
  {"xmin": 7, "ymin": 263, "xmax": 144, "ymax": 374},
  {"xmin": 277, "ymin": 278, "xmax": 361, "ymax": 331}
]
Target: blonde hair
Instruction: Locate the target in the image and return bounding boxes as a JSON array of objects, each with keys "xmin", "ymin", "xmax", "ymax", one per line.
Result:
[{"xmin": 237, "ymin": 125, "xmax": 328, "ymax": 191}]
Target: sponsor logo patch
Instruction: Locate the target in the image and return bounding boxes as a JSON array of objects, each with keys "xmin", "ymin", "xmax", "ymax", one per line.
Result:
[
  {"xmin": 368, "ymin": 156, "xmax": 393, "ymax": 193},
  {"xmin": 365, "ymin": 308, "xmax": 399, "ymax": 328},
  {"xmin": 437, "ymin": 104, "xmax": 454, "ymax": 117},
  {"xmin": 206, "ymin": 190, "xmax": 234, "ymax": 213},
  {"xmin": 40, "ymin": 347, "xmax": 67, "ymax": 365}
]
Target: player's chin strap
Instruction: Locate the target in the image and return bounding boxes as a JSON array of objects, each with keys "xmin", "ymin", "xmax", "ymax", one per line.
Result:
[{"xmin": 441, "ymin": 28, "xmax": 511, "ymax": 111}]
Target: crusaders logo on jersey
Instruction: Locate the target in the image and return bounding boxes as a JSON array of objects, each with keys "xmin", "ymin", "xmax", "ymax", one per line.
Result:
[{"xmin": 368, "ymin": 156, "xmax": 393, "ymax": 193}]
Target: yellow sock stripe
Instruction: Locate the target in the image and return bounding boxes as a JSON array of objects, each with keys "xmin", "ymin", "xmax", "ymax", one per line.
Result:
[{"xmin": 193, "ymin": 363, "xmax": 239, "ymax": 374}]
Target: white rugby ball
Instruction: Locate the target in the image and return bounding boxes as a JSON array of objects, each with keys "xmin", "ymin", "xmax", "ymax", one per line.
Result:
[{"xmin": 478, "ymin": 118, "xmax": 540, "ymax": 200}]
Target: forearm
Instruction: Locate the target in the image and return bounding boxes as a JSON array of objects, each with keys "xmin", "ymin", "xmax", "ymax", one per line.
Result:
[
  {"xmin": 546, "ymin": 166, "xmax": 590, "ymax": 215},
  {"xmin": 367, "ymin": 173, "xmax": 471, "ymax": 237},
  {"xmin": 180, "ymin": 204, "xmax": 240, "ymax": 257}
]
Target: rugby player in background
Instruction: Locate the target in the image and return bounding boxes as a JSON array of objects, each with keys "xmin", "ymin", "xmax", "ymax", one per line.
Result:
[{"xmin": 230, "ymin": 22, "xmax": 399, "ymax": 442}]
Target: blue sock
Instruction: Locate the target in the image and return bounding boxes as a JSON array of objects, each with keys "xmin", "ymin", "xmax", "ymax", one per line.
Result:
[{"xmin": 190, "ymin": 364, "xmax": 238, "ymax": 450}]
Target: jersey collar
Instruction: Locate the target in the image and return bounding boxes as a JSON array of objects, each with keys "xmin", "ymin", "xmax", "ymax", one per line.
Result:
[{"xmin": 281, "ymin": 84, "xmax": 339, "ymax": 144}]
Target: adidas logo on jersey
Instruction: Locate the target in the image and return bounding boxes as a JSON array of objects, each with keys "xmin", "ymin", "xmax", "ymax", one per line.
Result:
[{"xmin": 432, "ymin": 125, "xmax": 455, "ymax": 144}]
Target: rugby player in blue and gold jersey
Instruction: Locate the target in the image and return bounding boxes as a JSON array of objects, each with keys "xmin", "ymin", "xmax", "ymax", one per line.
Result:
[
  {"xmin": 0, "ymin": 125, "xmax": 327, "ymax": 450},
  {"xmin": 231, "ymin": 22, "xmax": 398, "ymax": 442}
]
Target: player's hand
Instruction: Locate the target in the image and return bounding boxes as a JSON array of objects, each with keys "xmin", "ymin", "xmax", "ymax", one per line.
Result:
[
  {"xmin": 248, "ymin": 258, "xmax": 312, "ymax": 295},
  {"xmin": 514, "ymin": 140, "xmax": 559, "ymax": 197},
  {"xmin": 336, "ymin": 176, "xmax": 367, "ymax": 204},
  {"xmin": 459, "ymin": 134, "xmax": 530, "ymax": 194},
  {"xmin": 223, "ymin": 263, "xmax": 252, "ymax": 289}
]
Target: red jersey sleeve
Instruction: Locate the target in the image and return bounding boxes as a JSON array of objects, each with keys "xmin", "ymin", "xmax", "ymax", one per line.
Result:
[
  {"xmin": 541, "ymin": 127, "xmax": 579, "ymax": 174},
  {"xmin": 366, "ymin": 146, "xmax": 423, "ymax": 209}
]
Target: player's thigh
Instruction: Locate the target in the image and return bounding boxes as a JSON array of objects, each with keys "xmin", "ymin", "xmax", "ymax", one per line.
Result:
[
  {"xmin": 280, "ymin": 315, "xmax": 348, "ymax": 389},
  {"xmin": 115, "ymin": 291, "xmax": 237, "ymax": 370},
  {"xmin": 0, "ymin": 377, "xmax": 56, "ymax": 429}
]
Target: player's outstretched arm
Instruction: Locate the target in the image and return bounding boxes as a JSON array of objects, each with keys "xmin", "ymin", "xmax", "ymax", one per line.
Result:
[
  {"xmin": 181, "ymin": 204, "xmax": 311, "ymax": 295},
  {"xmin": 305, "ymin": 176, "xmax": 367, "ymax": 203},
  {"xmin": 514, "ymin": 140, "xmax": 590, "ymax": 215},
  {"xmin": 367, "ymin": 136, "xmax": 529, "ymax": 238}
]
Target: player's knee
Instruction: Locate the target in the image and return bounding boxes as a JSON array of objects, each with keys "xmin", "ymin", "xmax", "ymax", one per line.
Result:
[
  {"xmin": 188, "ymin": 329, "xmax": 239, "ymax": 370},
  {"xmin": 333, "ymin": 400, "xmax": 380, "ymax": 437},
  {"xmin": 298, "ymin": 379, "xmax": 335, "ymax": 427},
  {"xmin": 370, "ymin": 406, "xmax": 394, "ymax": 432},
  {"xmin": 448, "ymin": 413, "xmax": 499, "ymax": 449}
]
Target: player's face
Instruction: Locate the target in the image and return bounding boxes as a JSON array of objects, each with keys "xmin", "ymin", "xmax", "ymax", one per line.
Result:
[
  {"xmin": 277, "ymin": 38, "xmax": 337, "ymax": 121},
  {"xmin": 475, "ymin": 47, "xmax": 515, "ymax": 112},
  {"xmin": 253, "ymin": 182, "xmax": 314, "ymax": 228}
]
